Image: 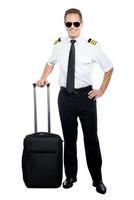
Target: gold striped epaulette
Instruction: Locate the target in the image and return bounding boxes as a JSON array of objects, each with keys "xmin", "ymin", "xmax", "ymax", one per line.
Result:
[
  {"xmin": 88, "ymin": 38, "xmax": 97, "ymax": 46},
  {"xmin": 54, "ymin": 38, "xmax": 61, "ymax": 45}
]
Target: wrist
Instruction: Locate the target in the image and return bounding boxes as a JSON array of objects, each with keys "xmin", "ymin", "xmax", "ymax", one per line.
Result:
[
  {"xmin": 99, "ymin": 87, "xmax": 105, "ymax": 95},
  {"xmin": 40, "ymin": 76, "xmax": 46, "ymax": 81}
]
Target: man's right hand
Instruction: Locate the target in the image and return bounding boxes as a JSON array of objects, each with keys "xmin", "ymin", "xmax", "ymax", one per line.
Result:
[{"xmin": 36, "ymin": 79, "xmax": 48, "ymax": 87}]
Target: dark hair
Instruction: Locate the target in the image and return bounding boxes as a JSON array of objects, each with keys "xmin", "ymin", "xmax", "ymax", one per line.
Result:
[{"xmin": 64, "ymin": 8, "xmax": 83, "ymax": 22}]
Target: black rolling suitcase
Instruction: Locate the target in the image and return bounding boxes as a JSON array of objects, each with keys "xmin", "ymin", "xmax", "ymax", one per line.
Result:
[{"xmin": 22, "ymin": 83, "xmax": 63, "ymax": 188}]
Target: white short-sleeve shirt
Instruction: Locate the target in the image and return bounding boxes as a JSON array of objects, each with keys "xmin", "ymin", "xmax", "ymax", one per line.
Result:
[{"xmin": 47, "ymin": 36, "xmax": 113, "ymax": 88}]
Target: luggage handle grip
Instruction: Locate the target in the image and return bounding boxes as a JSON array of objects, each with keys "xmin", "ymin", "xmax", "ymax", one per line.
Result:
[{"xmin": 33, "ymin": 82, "xmax": 50, "ymax": 87}]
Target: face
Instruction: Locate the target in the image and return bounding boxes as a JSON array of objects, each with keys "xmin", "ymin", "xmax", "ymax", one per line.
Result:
[{"xmin": 65, "ymin": 13, "xmax": 83, "ymax": 39}]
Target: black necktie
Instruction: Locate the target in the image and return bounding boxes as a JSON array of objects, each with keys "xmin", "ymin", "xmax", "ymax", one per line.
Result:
[{"xmin": 66, "ymin": 40, "xmax": 76, "ymax": 94}]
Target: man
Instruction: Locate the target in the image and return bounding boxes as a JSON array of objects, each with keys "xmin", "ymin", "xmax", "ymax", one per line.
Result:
[{"xmin": 36, "ymin": 8, "xmax": 113, "ymax": 194}]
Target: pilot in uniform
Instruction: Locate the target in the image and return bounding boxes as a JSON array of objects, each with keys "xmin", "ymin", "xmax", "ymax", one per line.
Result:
[{"xmin": 46, "ymin": 35, "xmax": 113, "ymax": 193}]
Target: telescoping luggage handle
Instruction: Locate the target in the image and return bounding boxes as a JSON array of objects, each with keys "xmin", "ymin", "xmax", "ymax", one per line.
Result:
[{"xmin": 33, "ymin": 83, "xmax": 51, "ymax": 134}]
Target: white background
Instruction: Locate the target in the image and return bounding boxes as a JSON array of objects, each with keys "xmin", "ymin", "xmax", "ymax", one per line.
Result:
[{"xmin": 0, "ymin": 0, "xmax": 134, "ymax": 199}]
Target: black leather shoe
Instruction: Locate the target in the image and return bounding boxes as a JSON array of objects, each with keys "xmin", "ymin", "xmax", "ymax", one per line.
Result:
[
  {"xmin": 93, "ymin": 180, "xmax": 107, "ymax": 194},
  {"xmin": 63, "ymin": 178, "xmax": 77, "ymax": 189}
]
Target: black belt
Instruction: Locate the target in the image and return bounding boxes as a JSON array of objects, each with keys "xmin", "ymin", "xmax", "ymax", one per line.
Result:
[{"xmin": 60, "ymin": 85, "xmax": 92, "ymax": 94}]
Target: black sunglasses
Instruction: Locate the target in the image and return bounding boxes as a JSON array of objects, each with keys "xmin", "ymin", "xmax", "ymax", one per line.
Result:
[{"xmin": 65, "ymin": 22, "xmax": 81, "ymax": 28}]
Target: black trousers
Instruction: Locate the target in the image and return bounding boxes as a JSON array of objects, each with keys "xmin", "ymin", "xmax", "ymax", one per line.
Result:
[{"xmin": 58, "ymin": 86, "xmax": 102, "ymax": 183}]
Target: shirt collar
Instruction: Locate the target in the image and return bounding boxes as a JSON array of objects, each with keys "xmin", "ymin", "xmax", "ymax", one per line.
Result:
[{"xmin": 66, "ymin": 35, "xmax": 85, "ymax": 44}]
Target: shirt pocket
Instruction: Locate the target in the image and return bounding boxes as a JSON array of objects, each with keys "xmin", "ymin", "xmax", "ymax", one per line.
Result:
[
  {"xmin": 77, "ymin": 57, "xmax": 92, "ymax": 73},
  {"xmin": 78, "ymin": 57, "xmax": 92, "ymax": 65},
  {"xmin": 58, "ymin": 54, "xmax": 68, "ymax": 69}
]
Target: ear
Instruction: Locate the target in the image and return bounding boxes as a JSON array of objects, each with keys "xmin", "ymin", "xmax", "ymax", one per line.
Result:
[{"xmin": 80, "ymin": 21, "xmax": 83, "ymax": 27}]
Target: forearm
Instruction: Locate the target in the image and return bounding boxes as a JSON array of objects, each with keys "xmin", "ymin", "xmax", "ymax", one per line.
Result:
[
  {"xmin": 99, "ymin": 67, "xmax": 113, "ymax": 94},
  {"xmin": 40, "ymin": 63, "xmax": 54, "ymax": 80}
]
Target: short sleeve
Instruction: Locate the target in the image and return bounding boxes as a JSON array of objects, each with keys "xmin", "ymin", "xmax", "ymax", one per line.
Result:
[
  {"xmin": 47, "ymin": 45, "xmax": 58, "ymax": 67},
  {"xmin": 93, "ymin": 43, "xmax": 113, "ymax": 72}
]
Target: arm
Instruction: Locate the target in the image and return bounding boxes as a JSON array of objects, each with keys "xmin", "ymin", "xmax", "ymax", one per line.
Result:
[
  {"xmin": 88, "ymin": 67, "xmax": 113, "ymax": 99},
  {"xmin": 36, "ymin": 63, "xmax": 54, "ymax": 87}
]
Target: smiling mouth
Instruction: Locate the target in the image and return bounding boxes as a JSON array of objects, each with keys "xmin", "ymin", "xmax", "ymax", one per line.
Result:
[{"xmin": 69, "ymin": 29, "xmax": 77, "ymax": 32}]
